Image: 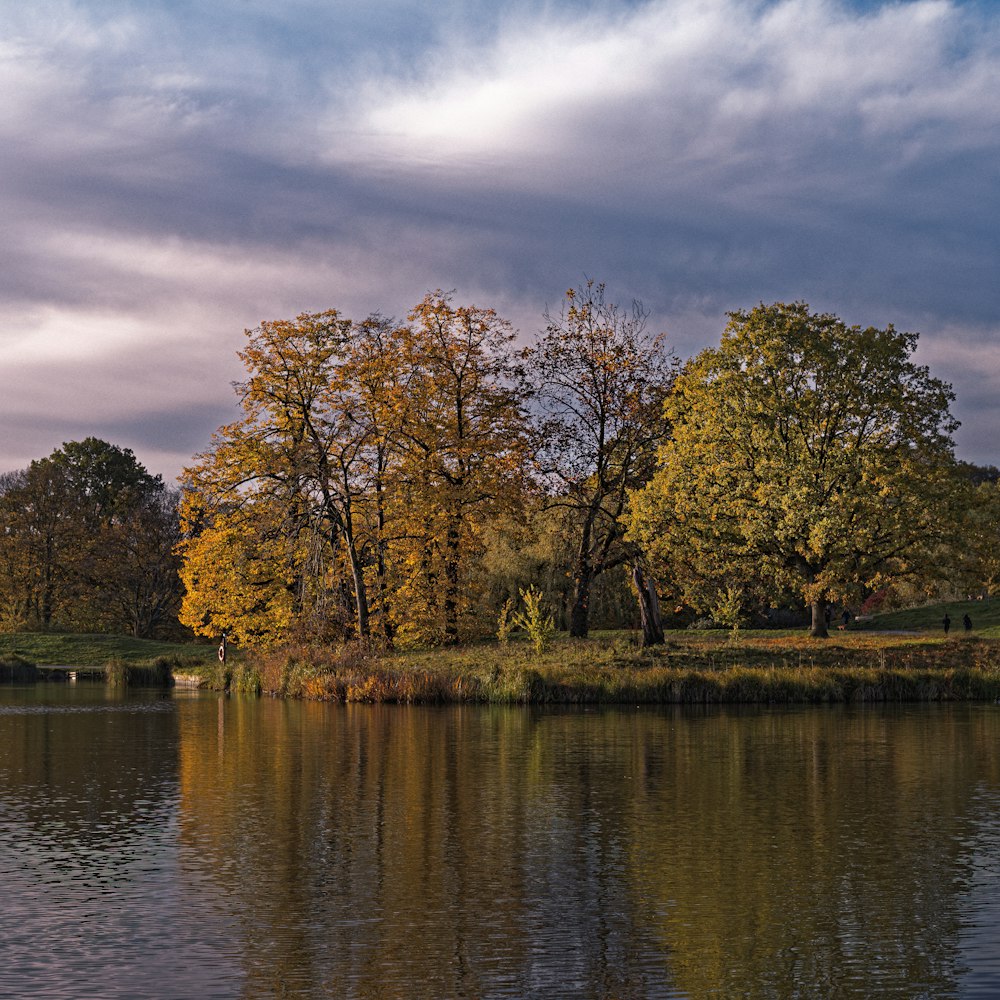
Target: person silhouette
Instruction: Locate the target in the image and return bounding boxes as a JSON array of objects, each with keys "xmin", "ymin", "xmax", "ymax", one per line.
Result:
[
  {"xmin": 943, "ymin": 613, "xmax": 951, "ymax": 635},
  {"xmin": 964, "ymin": 613, "xmax": 972, "ymax": 632}
]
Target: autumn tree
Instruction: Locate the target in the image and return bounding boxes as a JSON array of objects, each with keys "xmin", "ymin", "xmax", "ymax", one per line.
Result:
[
  {"xmin": 393, "ymin": 292, "xmax": 530, "ymax": 645},
  {"xmin": 180, "ymin": 310, "xmax": 371, "ymax": 644},
  {"xmin": 180, "ymin": 297, "xmax": 530, "ymax": 648},
  {"xmin": 628, "ymin": 302, "xmax": 962, "ymax": 638},
  {"xmin": 523, "ymin": 281, "xmax": 676, "ymax": 639},
  {"xmin": 178, "ymin": 490, "xmax": 314, "ymax": 645}
]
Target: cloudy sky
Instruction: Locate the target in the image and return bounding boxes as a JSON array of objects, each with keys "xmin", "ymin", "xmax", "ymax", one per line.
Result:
[{"xmin": 2, "ymin": 0, "xmax": 999, "ymax": 482}]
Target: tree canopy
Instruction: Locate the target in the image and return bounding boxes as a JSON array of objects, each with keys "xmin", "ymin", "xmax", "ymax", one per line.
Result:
[
  {"xmin": 0, "ymin": 438, "xmax": 182, "ymax": 636},
  {"xmin": 628, "ymin": 302, "xmax": 963, "ymax": 637},
  {"xmin": 180, "ymin": 295, "xmax": 531, "ymax": 647}
]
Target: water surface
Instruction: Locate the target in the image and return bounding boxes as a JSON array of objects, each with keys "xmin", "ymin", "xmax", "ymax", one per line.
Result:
[{"xmin": 1, "ymin": 685, "xmax": 999, "ymax": 998}]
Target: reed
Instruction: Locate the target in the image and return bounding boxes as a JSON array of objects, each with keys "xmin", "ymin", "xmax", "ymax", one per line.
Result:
[
  {"xmin": 104, "ymin": 655, "xmax": 175, "ymax": 687},
  {"xmin": 230, "ymin": 631, "xmax": 1000, "ymax": 704},
  {"xmin": 105, "ymin": 657, "xmax": 130, "ymax": 688}
]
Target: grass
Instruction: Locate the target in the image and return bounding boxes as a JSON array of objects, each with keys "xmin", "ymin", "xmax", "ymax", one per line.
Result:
[
  {"xmin": 237, "ymin": 624, "xmax": 1000, "ymax": 705},
  {"xmin": 7, "ymin": 603, "xmax": 1000, "ymax": 701},
  {"xmin": 862, "ymin": 597, "xmax": 1000, "ymax": 635},
  {"xmin": 0, "ymin": 632, "xmax": 215, "ymax": 667}
]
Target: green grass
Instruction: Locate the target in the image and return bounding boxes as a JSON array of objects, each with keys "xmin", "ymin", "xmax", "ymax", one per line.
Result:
[
  {"xmin": 0, "ymin": 632, "xmax": 216, "ymax": 667},
  {"xmin": 862, "ymin": 597, "xmax": 1000, "ymax": 635}
]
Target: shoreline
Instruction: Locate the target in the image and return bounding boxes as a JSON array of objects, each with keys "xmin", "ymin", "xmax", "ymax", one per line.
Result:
[{"xmin": 203, "ymin": 632, "xmax": 1000, "ymax": 704}]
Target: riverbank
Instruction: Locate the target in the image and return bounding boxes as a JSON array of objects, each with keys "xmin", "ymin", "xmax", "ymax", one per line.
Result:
[
  {"xmin": 214, "ymin": 630, "xmax": 1000, "ymax": 704},
  {"xmin": 5, "ymin": 626, "xmax": 1000, "ymax": 704}
]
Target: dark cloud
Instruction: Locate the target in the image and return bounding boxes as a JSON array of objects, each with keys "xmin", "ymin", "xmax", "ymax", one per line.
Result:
[{"xmin": 1, "ymin": 0, "xmax": 999, "ymax": 482}]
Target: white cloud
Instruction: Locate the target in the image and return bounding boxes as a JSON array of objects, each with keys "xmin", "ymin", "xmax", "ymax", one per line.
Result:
[{"xmin": 329, "ymin": 0, "xmax": 1000, "ymax": 194}]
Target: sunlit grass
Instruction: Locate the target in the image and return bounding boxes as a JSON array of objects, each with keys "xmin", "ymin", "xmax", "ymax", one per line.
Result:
[{"xmin": 238, "ymin": 628, "xmax": 1000, "ymax": 704}]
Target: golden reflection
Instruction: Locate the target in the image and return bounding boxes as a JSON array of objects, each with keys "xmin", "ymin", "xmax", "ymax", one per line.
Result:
[{"xmin": 174, "ymin": 700, "xmax": 1000, "ymax": 998}]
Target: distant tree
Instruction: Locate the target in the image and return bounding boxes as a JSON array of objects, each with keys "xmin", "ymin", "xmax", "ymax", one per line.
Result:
[
  {"xmin": 0, "ymin": 439, "xmax": 182, "ymax": 636},
  {"xmin": 629, "ymin": 302, "xmax": 962, "ymax": 638},
  {"xmin": 948, "ymin": 477, "xmax": 1000, "ymax": 599},
  {"xmin": 956, "ymin": 461, "xmax": 1000, "ymax": 486},
  {"xmin": 0, "ymin": 461, "xmax": 76, "ymax": 629},
  {"xmin": 95, "ymin": 487, "xmax": 184, "ymax": 638},
  {"xmin": 523, "ymin": 280, "xmax": 676, "ymax": 639}
]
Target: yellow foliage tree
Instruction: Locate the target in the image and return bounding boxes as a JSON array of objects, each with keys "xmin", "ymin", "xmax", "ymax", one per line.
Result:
[
  {"xmin": 390, "ymin": 292, "xmax": 530, "ymax": 645},
  {"xmin": 179, "ymin": 297, "xmax": 531, "ymax": 649}
]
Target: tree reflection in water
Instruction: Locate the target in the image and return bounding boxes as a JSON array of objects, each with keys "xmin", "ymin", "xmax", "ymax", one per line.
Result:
[{"xmin": 2, "ymin": 689, "xmax": 999, "ymax": 997}]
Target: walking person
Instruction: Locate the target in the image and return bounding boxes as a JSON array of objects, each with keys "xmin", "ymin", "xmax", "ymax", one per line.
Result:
[
  {"xmin": 964, "ymin": 613, "xmax": 973, "ymax": 632},
  {"xmin": 943, "ymin": 613, "xmax": 951, "ymax": 635}
]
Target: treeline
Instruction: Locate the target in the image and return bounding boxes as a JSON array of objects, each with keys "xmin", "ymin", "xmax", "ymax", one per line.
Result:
[
  {"xmin": 180, "ymin": 283, "xmax": 674, "ymax": 647},
  {"xmin": 4, "ymin": 286, "xmax": 997, "ymax": 647},
  {"xmin": 0, "ymin": 438, "xmax": 183, "ymax": 637},
  {"xmin": 180, "ymin": 287, "xmax": 1000, "ymax": 647}
]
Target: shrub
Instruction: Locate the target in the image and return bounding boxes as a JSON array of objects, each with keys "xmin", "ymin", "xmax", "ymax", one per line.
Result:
[
  {"xmin": 514, "ymin": 586, "xmax": 556, "ymax": 655},
  {"xmin": 496, "ymin": 598, "xmax": 516, "ymax": 646}
]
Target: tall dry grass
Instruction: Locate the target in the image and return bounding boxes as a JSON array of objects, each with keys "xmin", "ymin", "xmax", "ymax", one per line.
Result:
[{"xmin": 236, "ymin": 633, "xmax": 1000, "ymax": 704}]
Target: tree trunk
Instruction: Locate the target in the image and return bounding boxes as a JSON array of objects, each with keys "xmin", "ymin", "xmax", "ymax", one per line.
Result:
[
  {"xmin": 346, "ymin": 543, "xmax": 371, "ymax": 639},
  {"xmin": 810, "ymin": 599, "xmax": 829, "ymax": 639},
  {"xmin": 443, "ymin": 519, "xmax": 461, "ymax": 646},
  {"xmin": 569, "ymin": 573, "xmax": 591, "ymax": 639},
  {"xmin": 570, "ymin": 525, "xmax": 593, "ymax": 638},
  {"xmin": 373, "ymin": 473, "xmax": 394, "ymax": 647},
  {"xmin": 632, "ymin": 562, "xmax": 665, "ymax": 647}
]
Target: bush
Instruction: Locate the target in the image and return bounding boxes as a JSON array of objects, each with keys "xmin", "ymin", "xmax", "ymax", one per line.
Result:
[{"xmin": 513, "ymin": 586, "xmax": 556, "ymax": 655}]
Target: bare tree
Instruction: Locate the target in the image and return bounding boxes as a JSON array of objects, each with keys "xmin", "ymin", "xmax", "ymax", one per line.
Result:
[{"xmin": 523, "ymin": 280, "xmax": 676, "ymax": 638}]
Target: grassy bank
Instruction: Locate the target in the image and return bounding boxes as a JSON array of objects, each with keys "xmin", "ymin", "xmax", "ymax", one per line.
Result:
[
  {"xmin": 8, "ymin": 618, "xmax": 999, "ymax": 703},
  {"xmin": 863, "ymin": 597, "xmax": 1000, "ymax": 635},
  {"xmin": 0, "ymin": 632, "xmax": 216, "ymax": 687},
  {"xmin": 0, "ymin": 632, "xmax": 215, "ymax": 667},
  {"xmin": 233, "ymin": 629, "xmax": 1000, "ymax": 704}
]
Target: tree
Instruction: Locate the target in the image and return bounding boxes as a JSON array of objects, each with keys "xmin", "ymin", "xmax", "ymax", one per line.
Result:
[
  {"xmin": 629, "ymin": 302, "xmax": 962, "ymax": 638},
  {"xmin": 0, "ymin": 460, "xmax": 76, "ymax": 630},
  {"xmin": 180, "ymin": 297, "xmax": 530, "ymax": 648},
  {"xmin": 180, "ymin": 310, "xmax": 372, "ymax": 644},
  {"xmin": 0, "ymin": 439, "xmax": 182, "ymax": 636},
  {"xmin": 393, "ymin": 292, "xmax": 530, "ymax": 645},
  {"xmin": 523, "ymin": 280, "xmax": 676, "ymax": 639}
]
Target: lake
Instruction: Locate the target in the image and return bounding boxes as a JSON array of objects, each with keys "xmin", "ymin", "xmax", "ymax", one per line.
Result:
[{"xmin": 1, "ymin": 684, "xmax": 999, "ymax": 998}]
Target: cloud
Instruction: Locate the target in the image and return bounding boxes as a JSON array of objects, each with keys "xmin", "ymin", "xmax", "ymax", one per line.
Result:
[{"xmin": 0, "ymin": 0, "xmax": 998, "ymax": 481}]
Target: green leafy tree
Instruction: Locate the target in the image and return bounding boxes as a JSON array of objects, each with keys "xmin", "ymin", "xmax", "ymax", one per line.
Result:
[
  {"xmin": 629, "ymin": 302, "xmax": 962, "ymax": 638},
  {"xmin": 0, "ymin": 439, "xmax": 181, "ymax": 636}
]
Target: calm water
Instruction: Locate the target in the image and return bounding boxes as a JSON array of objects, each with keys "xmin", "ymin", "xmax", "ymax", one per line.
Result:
[{"xmin": 1, "ymin": 686, "xmax": 999, "ymax": 998}]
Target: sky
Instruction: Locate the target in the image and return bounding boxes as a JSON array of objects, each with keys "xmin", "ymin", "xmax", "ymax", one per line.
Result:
[{"xmin": 2, "ymin": 0, "xmax": 999, "ymax": 483}]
